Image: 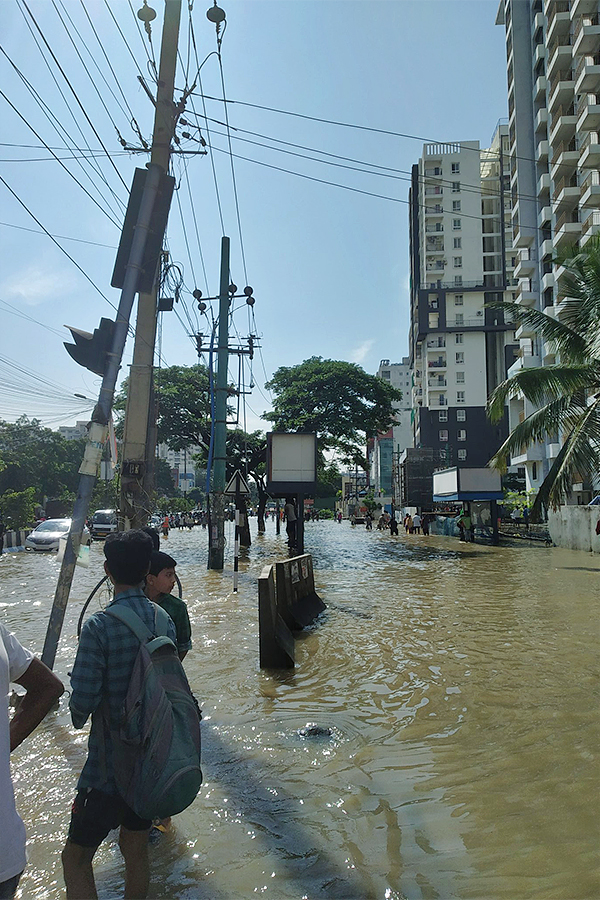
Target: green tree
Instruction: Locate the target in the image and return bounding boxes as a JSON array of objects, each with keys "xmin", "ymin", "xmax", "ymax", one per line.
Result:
[
  {"xmin": 264, "ymin": 358, "xmax": 402, "ymax": 469},
  {"xmin": 487, "ymin": 235, "xmax": 600, "ymax": 518},
  {"xmin": 0, "ymin": 487, "xmax": 37, "ymax": 529},
  {"xmin": 115, "ymin": 365, "xmax": 212, "ymax": 452},
  {"xmin": 0, "ymin": 417, "xmax": 85, "ymax": 502}
]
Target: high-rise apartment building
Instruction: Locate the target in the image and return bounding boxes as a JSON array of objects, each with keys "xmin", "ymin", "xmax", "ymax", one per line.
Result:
[
  {"xmin": 496, "ymin": 0, "xmax": 600, "ymax": 495},
  {"xmin": 369, "ymin": 357, "xmax": 412, "ymax": 494},
  {"xmin": 408, "ymin": 125, "xmax": 518, "ymax": 468}
]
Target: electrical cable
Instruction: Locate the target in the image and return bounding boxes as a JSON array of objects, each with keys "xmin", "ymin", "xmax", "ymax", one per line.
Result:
[
  {"xmin": 102, "ymin": 0, "xmax": 151, "ymax": 84},
  {"xmin": 127, "ymin": 0, "xmax": 157, "ymax": 80},
  {"xmin": 0, "ymin": 56, "xmax": 123, "ymax": 228},
  {"xmin": 0, "ymin": 298, "xmax": 69, "ymax": 339},
  {"xmin": 18, "ymin": 0, "xmax": 130, "ymax": 195},
  {"xmin": 0, "ymin": 220, "xmax": 116, "ymax": 249}
]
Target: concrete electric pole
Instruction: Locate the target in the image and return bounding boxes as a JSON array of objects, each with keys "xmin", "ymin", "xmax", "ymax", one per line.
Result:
[
  {"xmin": 120, "ymin": 0, "xmax": 182, "ymax": 529},
  {"xmin": 41, "ymin": 0, "xmax": 182, "ymax": 670}
]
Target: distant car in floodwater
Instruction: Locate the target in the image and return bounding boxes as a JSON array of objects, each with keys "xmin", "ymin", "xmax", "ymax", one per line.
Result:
[
  {"xmin": 90, "ymin": 509, "xmax": 118, "ymax": 540},
  {"xmin": 25, "ymin": 518, "xmax": 91, "ymax": 551}
]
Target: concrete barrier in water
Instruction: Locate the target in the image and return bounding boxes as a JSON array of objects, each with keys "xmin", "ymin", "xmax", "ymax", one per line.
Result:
[
  {"xmin": 258, "ymin": 554, "xmax": 326, "ymax": 668},
  {"xmin": 2, "ymin": 530, "xmax": 32, "ymax": 552}
]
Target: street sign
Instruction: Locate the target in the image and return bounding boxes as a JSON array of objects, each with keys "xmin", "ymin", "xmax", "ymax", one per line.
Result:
[{"xmin": 224, "ymin": 469, "xmax": 251, "ymax": 496}]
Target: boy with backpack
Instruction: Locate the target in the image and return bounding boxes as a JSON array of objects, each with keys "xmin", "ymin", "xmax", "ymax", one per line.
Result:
[{"xmin": 62, "ymin": 529, "xmax": 201, "ymax": 899}]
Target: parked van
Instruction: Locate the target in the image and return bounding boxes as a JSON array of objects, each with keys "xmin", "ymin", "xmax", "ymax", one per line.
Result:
[{"xmin": 90, "ymin": 509, "xmax": 118, "ymax": 540}]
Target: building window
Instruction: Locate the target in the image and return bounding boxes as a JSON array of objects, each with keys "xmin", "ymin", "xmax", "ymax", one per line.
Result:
[
  {"xmin": 454, "ymin": 294, "xmax": 463, "ymax": 305},
  {"xmin": 381, "ymin": 370, "xmax": 390, "ymax": 379},
  {"xmin": 454, "ymin": 276, "xmax": 463, "ymax": 286},
  {"xmin": 455, "ymin": 333, "xmax": 463, "ymax": 343},
  {"xmin": 458, "ymin": 449, "xmax": 467, "ymax": 460},
  {"xmin": 452, "ymin": 200, "xmax": 461, "ymax": 212},
  {"xmin": 455, "ymin": 313, "xmax": 464, "ymax": 325},
  {"xmin": 454, "ymin": 257, "xmax": 462, "ymax": 267},
  {"xmin": 532, "ymin": 462, "xmax": 538, "ymax": 480},
  {"xmin": 458, "ymin": 429, "xmax": 467, "ymax": 441},
  {"xmin": 457, "ymin": 409, "xmax": 466, "ymax": 421},
  {"xmin": 439, "ymin": 430, "xmax": 449, "ymax": 442},
  {"xmin": 452, "ymin": 162, "xmax": 460, "ymax": 174},
  {"xmin": 452, "ymin": 181, "xmax": 461, "ymax": 192},
  {"xmin": 457, "ymin": 391, "xmax": 465, "ymax": 403},
  {"xmin": 453, "ymin": 238, "xmax": 462, "ymax": 249},
  {"xmin": 456, "ymin": 371, "xmax": 465, "ymax": 383},
  {"xmin": 453, "ymin": 218, "xmax": 461, "ymax": 230},
  {"xmin": 438, "ymin": 410, "xmax": 448, "ymax": 422},
  {"xmin": 455, "ymin": 351, "xmax": 464, "ymax": 364}
]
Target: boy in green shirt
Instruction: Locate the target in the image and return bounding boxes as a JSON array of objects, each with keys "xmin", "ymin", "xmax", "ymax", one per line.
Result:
[{"xmin": 145, "ymin": 550, "xmax": 192, "ymax": 661}]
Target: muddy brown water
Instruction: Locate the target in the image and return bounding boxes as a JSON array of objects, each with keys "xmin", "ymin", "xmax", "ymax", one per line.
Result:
[{"xmin": 2, "ymin": 520, "xmax": 599, "ymax": 899}]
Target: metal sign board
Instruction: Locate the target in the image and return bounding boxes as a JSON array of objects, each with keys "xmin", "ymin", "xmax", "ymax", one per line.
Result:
[
  {"xmin": 266, "ymin": 432, "xmax": 318, "ymax": 494},
  {"xmin": 224, "ymin": 469, "xmax": 251, "ymax": 496}
]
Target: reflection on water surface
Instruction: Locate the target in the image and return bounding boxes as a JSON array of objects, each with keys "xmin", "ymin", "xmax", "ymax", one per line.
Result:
[{"xmin": 2, "ymin": 520, "xmax": 599, "ymax": 899}]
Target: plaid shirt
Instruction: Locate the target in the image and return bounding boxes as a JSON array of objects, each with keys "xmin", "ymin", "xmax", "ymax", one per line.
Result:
[{"xmin": 69, "ymin": 587, "xmax": 177, "ymax": 795}]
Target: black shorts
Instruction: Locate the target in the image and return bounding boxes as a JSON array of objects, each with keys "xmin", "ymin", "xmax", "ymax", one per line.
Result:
[{"xmin": 67, "ymin": 788, "xmax": 152, "ymax": 848}]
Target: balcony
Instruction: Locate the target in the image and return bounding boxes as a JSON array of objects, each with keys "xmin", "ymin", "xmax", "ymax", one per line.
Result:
[
  {"xmin": 579, "ymin": 130, "xmax": 600, "ymax": 167},
  {"xmin": 428, "ymin": 379, "xmax": 447, "ymax": 389},
  {"xmin": 418, "ymin": 279, "xmax": 486, "ymax": 291},
  {"xmin": 575, "ymin": 53, "xmax": 600, "ymax": 93},
  {"xmin": 549, "ymin": 104, "xmax": 577, "ymax": 142},
  {"xmin": 424, "ymin": 205, "xmax": 443, "ymax": 216},
  {"xmin": 536, "ymin": 139, "xmax": 549, "ymax": 162},
  {"xmin": 426, "ymin": 338, "xmax": 446, "ymax": 349},
  {"xmin": 534, "ymin": 75, "xmax": 548, "ymax": 100},
  {"xmin": 514, "ymin": 248, "xmax": 536, "ymax": 278},
  {"xmin": 554, "ymin": 209, "xmax": 582, "ymax": 248},
  {"xmin": 540, "ymin": 238, "xmax": 554, "ymax": 259},
  {"xmin": 552, "ymin": 175, "xmax": 580, "ymax": 210},
  {"xmin": 542, "ymin": 271, "xmax": 555, "ymax": 292},
  {"xmin": 548, "ymin": 70, "xmax": 575, "ymax": 110},
  {"xmin": 515, "ymin": 319, "xmax": 538, "ymax": 339},
  {"xmin": 516, "ymin": 278, "xmax": 538, "ymax": 307},
  {"xmin": 577, "ymin": 99, "xmax": 600, "ymax": 130},
  {"xmin": 573, "ymin": 14, "xmax": 600, "ymax": 56},
  {"xmin": 425, "ymin": 224, "xmax": 444, "ymax": 233},
  {"xmin": 571, "ymin": 0, "xmax": 598, "ymax": 19},
  {"xmin": 538, "ymin": 205, "xmax": 552, "ymax": 228},
  {"xmin": 580, "ymin": 169, "xmax": 600, "ymax": 206},
  {"xmin": 428, "ymin": 359, "xmax": 447, "ymax": 369},
  {"xmin": 580, "ymin": 209, "xmax": 600, "ymax": 246},
  {"xmin": 550, "ymin": 137, "xmax": 579, "ymax": 174},
  {"xmin": 547, "ymin": 1, "xmax": 570, "ymax": 44},
  {"xmin": 547, "ymin": 34, "xmax": 573, "ymax": 78},
  {"xmin": 537, "ymin": 172, "xmax": 551, "ymax": 196}
]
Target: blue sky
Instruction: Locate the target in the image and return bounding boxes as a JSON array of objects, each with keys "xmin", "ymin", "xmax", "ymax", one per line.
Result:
[{"xmin": 0, "ymin": 0, "xmax": 507, "ymax": 433}]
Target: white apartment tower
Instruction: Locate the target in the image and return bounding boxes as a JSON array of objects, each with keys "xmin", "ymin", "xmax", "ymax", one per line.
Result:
[
  {"xmin": 496, "ymin": 0, "xmax": 600, "ymax": 495},
  {"xmin": 408, "ymin": 126, "xmax": 519, "ymax": 468}
]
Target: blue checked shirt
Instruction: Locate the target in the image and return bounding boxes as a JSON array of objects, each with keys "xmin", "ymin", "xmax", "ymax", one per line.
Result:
[{"xmin": 69, "ymin": 587, "xmax": 177, "ymax": 795}]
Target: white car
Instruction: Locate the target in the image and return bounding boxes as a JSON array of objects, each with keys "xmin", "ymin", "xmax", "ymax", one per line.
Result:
[{"xmin": 25, "ymin": 518, "xmax": 91, "ymax": 552}]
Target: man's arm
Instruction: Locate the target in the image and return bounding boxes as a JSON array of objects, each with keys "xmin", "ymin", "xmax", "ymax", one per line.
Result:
[
  {"xmin": 11, "ymin": 658, "xmax": 64, "ymax": 752},
  {"xmin": 69, "ymin": 620, "xmax": 106, "ymax": 728}
]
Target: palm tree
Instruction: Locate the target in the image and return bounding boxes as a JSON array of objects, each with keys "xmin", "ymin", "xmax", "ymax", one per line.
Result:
[{"xmin": 487, "ymin": 235, "xmax": 600, "ymax": 520}]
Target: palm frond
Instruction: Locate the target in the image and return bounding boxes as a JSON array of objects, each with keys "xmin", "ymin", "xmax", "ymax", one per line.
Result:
[
  {"xmin": 530, "ymin": 398, "xmax": 600, "ymax": 519},
  {"xmin": 484, "ymin": 300, "xmax": 590, "ymax": 361},
  {"xmin": 487, "ymin": 363, "xmax": 599, "ymax": 422}
]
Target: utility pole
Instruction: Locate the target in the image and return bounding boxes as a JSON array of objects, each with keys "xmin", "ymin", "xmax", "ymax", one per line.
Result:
[
  {"xmin": 120, "ymin": 0, "xmax": 182, "ymax": 529},
  {"xmin": 208, "ymin": 236, "xmax": 231, "ymax": 570},
  {"xmin": 41, "ymin": 0, "xmax": 182, "ymax": 670}
]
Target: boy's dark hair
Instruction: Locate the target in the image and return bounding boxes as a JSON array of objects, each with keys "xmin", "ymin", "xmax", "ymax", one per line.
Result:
[
  {"xmin": 104, "ymin": 530, "xmax": 153, "ymax": 585},
  {"xmin": 149, "ymin": 550, "xmax": 177, "ymax": 576},
  {"xmin": 141, "ymin": 526, "xmax": 160, "ymax": 551}
]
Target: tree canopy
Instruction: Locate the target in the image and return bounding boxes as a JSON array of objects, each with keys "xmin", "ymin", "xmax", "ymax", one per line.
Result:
[
  {"xmin": 115, "ymin": 364, "xmax": 212, "ymax": 452},
  {"xmin": 0, "ymin": 416, "xmax": 86, "ymax": 502},
  {"xmin": 264, "ymin": 357, "xmax": 402, "ymax": 469},
  {"xmin": 487, "ymin": 235, "xmax": 600, "ymax": 517}
]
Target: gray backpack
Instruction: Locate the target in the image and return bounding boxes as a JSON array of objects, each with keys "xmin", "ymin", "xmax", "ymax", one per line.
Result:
[{"xmin": 101, "ymin": 603, "xmax": 202, "ymax": 820}]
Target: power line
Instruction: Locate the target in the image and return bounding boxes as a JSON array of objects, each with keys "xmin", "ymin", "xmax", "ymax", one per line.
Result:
[
  {"xmin": 0, "ymin": 221, "xmax": 116, "ymax": 249},
  {"xmin": 217, "ymin": 51, "xmax": 248, "ymax": 285},
  {"xmin": 17, "ymin": 0, "xmax": 129, "ymax": 203}
]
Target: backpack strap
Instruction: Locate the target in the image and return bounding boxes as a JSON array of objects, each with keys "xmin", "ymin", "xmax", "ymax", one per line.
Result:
[{"xmin": 105, "ymin": 602, "xmax": 174, "ymax": 650}]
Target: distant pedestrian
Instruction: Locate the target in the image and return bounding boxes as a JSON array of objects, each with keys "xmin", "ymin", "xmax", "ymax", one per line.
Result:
[
  {"xmin": 421, "ymin": 514, "xmax": 431, "ymax": 536},
  {"xmin": 162, "ymin": 515, "xmax": 169, "ymax": 539},
  {"xmin": 404, "ymin": 514, "xmax": 413, "ymax": 534},
  {"xmin": 412, "ymin": 513, "xmax": 422, "ymax": 534},
  {"xmin": 365, "ymin": 512, "xmax": 373, "ymax": 530},
  {"xmin": 1, "ymin": 625, "xmax": 64, "ymax": 899},
  {"xmin": 284, "ymin": 497, "xmax": 297, "ymax": 548},
  {"xmin": 0, "ymin": 515, "xmax": 4, "ymax": 555},
  {"xmin": 389, "ymin": 516, "xmax": 398, "ymax": 536}
]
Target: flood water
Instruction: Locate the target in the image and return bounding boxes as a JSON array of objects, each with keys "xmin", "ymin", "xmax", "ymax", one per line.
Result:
[{"xmin": 1, "ymin": 520, "xmax": 599, "ymax": 900}]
